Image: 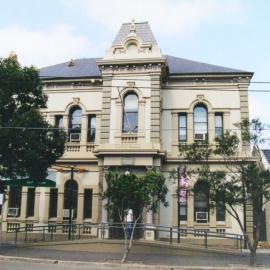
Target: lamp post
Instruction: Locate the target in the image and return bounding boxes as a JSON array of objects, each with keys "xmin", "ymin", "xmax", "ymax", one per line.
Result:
[{"xmin": 68, "ymin": 166, "xmax": 75, "ymax": 240}]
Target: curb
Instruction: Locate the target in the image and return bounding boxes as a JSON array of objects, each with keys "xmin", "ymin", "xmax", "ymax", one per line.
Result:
[{"xmin": 0, "ymin": 255, "xmax": 266, "ymax": 270}]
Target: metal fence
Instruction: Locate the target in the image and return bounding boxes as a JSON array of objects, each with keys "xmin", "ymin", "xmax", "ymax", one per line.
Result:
[{"xmin": 6, "ymin": 222, "xmax": 244, "ymax": 252}]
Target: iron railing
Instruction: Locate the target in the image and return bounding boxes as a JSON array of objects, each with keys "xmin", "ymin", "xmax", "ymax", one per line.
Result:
[{"xmin": 6, "ymin": 222, "xmax": 244, "ymax": 252}]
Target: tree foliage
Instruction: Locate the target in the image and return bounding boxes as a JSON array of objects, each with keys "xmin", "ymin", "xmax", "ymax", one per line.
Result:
[
  {"xmin": 102, "ymin": 169, "xmax": 168, "ymax": 262},
  {"xmin": 179, "ymin": 119, "xmax": 270, "ymax": 266},
  {"xmin": 0, "ymin": 55, "xmax": 66, "ymax": 183}
]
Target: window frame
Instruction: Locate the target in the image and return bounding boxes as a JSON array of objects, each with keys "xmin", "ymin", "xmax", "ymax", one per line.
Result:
[
  {"xmin": 26, "ymin": 188, "xmax": 35, "ymax": 217},
  {"xmin": 178, "ymin": 113, "xmax": 187, "ymax": 143},
  {"xmin": 122, "ymin": 93, "xmax": 138, "ymax": 133},
  {"xmin": 194, "ymin": 181, "xmax": 209, "ymax": 223},
  {"xmin": 83, "ymin": 189, "xmax": 93, "ymax": 219},
  {"xmin": 68, "ymin": 106, "xmax": 82, "ymax": 141},
  {"xmin": 49, "ymin": 188, "xmax": 58, "ymax": 218},
  {"xmin": 193, "ymin": 105, "xmax": 208, "ymax": 141},
  {"xmin": 63, "ymin": 180, "xmax": 78, "ymax": 219},
  {"xmin": 215, "ymin": 113, "xmax": 224, "ymax": 139},
  {"xmin": 87, "ymin": 115, "xmax": 96, "ymax": 143}
]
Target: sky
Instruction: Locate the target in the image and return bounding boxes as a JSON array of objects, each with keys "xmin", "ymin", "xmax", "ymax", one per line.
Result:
[{"xmin": 0, "ymin": 0, "xmax": 270, "ymax": 145}]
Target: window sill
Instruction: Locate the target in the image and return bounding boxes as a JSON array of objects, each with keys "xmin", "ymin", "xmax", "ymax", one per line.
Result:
[
  {"xmin": 83, "ymin": 218, "xmax": 93, "ymax": 223},
  {"xmin": 216, "ymin": 221, "xmax": 226, "ymax": 226}
]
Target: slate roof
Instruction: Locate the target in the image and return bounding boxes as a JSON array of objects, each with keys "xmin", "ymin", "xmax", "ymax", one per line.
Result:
[
  {"xmin": 39, "ymin": 58, "xmax": 101, "ymax": 79},
  {"xmin": 262, "ymin": 150, "xmax": 270, "ymax": 165},
  {"xmin": 165, "ymin": 55, "xmax": 249, "ymax": 75},
  {"xmin": 39, "ymin": 55, "xmax": 251, "ymax": 79},
  {"xmin": 112, "ymin": 22, "xmax": 157, "ymax": 46}
]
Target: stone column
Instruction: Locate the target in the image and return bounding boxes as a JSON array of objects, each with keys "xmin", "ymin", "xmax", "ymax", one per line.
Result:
[
  {"xmin": 43, "ymin": 190, "xmax": 50, "ymax": 224},
  {"xmin": 56, "ymin": 192, "xmax": 64, "ymax": 223},
  {"xmin": 34, "ymin": 189, "xmax": 40, "ymax": 222},
  {"xmin": 115, "ymin": 100, "xmax": 122, "ymax": 143},
  {"xmin": 96, "ymin": 114, "xmax": 101, "ymax": 145},
  {"xmin": 223, "ymin": 112, "xmax": 230, "ymax": 132},
  {"xmin": 20, "ymin": 187, "xmax": 28, "ymax": 220},
  {"xmin": 1, "ymin": 190, "xmax": 9, "ymax": 232},
  {"xmin": 138, "ymin": 100, "xmax": 146, "ymax": 142},
  {"xmin": 81, "ymin": 115, "xmax": 88, "ymax": 144},
  {"xmin": 187, "ymin": 112, "xmax": 193, "ymax": 143},
  {"xmin": 172, "ymin": 112, "xmax": 178, "ymax": 150},
  {"xmin": 146, "ymin": 210, "xmax": 153, "ymax": 224},
  {"xmin": 77, "ymin": 192, "xmax": 84, "ymax": 224},
  {"xmin": 208, "ymin": 112, "xmax": 215, "ymax": 143},
  {"xmin": 92, "ymin": 190, "xmax": 99, "ymax": 223}
]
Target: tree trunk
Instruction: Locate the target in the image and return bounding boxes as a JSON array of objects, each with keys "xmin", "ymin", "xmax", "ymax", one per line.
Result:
[
  {"xmin": 121, "ymin": 216, "xmax": 141, "ymax": 263},
  {"xmin": 121, "ymin": 246, "xmax": 130, "ymax": 263},
  {"xmin": 250, "ymin": 249, "xmax": 256, "ymax": 266}
]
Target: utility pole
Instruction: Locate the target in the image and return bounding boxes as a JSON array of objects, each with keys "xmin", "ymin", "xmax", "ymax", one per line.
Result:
[{"xmin": 68, "ymin": 166, "xmax": 75, "ymax": 240}]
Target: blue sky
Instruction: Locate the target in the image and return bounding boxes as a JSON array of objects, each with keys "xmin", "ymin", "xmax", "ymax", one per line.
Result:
[{"xmin": 0, "ymin": 0, "xmax": 270, "ymax": 144}]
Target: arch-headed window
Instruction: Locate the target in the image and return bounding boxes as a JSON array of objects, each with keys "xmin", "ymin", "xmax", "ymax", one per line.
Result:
[
  {"xmin": 122, "ymin": 93, "xmax": 138, "ymax": 133},
  {"xmin": 194, "ymin": 104, "xmax": 208, "ymax": 141},
  {"xmin": 69, "ymin": 106, "xmax": 82, "ymax": 141},
  {"xmin": 64, "ymin": 180, "xmax": 78, "ymax": 219},
  {"xmin": 194, "ymin": 181, "xmax": 209, "ymax": 223}
]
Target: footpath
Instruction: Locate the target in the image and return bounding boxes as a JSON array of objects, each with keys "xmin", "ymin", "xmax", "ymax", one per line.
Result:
[{"xmin": 0, "ymin": 242, "xmax": 269, "ymax": 269}]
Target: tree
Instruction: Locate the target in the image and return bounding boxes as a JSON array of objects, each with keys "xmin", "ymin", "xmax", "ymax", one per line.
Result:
[
  {"xmin": 179, "ymin": 119, "xmax": 270, "ymax": 266},
  {"xmin": 102, "ymin": 170, "xmax": 168, "ymax": 263},
  {"xmin": 0, "ymin": 54, "xmax": 66, "ymax": 184}
]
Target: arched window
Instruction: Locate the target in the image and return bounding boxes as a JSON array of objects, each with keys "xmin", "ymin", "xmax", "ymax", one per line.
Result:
[
  {"xmin": 69, "ymin": 106, "xmax": 82, "ymax": 141},
  {"xmin": 194, "ymin": 181, "xmax": 209, "ymax": 223},
  {"xmin": 122, "ymin": 93, "xmax": 138, "ymax": 133},
  {"xmin": 194, "ymin": 105, "xmax": 208, "ymax": 141},
  {"xmin": 64, "ymin": 180, "xmax": 78, "ymax": 219}
]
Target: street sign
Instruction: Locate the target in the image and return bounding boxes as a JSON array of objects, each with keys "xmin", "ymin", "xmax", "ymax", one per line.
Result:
[{"xmin": 2, "ymin": 178, "xmax": 56, "ymax": 187}]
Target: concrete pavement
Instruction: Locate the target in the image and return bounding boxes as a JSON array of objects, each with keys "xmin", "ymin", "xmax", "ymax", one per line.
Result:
[{"xmin": 0, "ymin": 244, "xmax": 270, "ymax": 269}]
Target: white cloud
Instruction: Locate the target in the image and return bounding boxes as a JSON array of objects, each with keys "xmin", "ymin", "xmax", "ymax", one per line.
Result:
[
  {"xmin": 0, "ymin": 24, "xmax": 99, "ymax": 68},
  {"xmin": 64, "ymin": 0, "xmax": 248, "ymax": 37}
]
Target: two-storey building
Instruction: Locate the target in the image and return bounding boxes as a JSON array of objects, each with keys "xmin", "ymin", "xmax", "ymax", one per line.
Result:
[{"xmin": 1, "ymin": 21, "xmax": 254, "ymax": 238}]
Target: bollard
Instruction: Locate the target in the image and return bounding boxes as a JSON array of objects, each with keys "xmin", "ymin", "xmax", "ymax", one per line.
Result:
[
  {"xmin": 170, "ymin": 227, "xmax": 172, "ymax": 244},
  {"xmin": 79, "ymin": 224, "xmax": 81, "ymax": 239}
]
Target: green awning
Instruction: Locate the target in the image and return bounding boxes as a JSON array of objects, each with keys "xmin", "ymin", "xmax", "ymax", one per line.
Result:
[{"xmin": 2, "ymin": 178, "xmax": 56, "ymax": 187}]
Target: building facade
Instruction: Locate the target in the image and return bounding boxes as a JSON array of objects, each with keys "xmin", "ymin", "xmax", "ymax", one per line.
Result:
[{"xmin": 1, "ymin": 21, "xmax": 254, "ymax": 237}]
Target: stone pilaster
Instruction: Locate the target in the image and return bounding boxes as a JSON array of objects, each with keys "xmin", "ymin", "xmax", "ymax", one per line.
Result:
[
  {"xmin": 56, "ymin": 192, "xmax": 64, "ymax": 223},
  {"xmin": 100, "ymin": 77, "xmax": 112, "ymax": 144},
  {"xmin": 150, "ymin": 74, "xmax": 161, "ymax": 145}
]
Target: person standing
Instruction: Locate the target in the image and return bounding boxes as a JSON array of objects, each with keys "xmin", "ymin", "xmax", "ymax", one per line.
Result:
[{"xmin": 125, "ymin": 209, "xmax": 133, "ymax": 240}]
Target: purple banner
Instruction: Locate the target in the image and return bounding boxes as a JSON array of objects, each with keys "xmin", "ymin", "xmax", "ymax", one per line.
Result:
[{"xmin": 179, "ymin": 166, "xmax": 188, "ymax": 203}]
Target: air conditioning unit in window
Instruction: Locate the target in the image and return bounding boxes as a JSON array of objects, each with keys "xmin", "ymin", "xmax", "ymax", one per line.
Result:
[
  {"xmin": 196, "ymin": 212, "xmax": 208, "ymax": 222},
  {"xmin": 8, "ymin": 208, "xmax": 19, "ymax": 217},
  {"xmin": 194, "ymin": 133, "xmax": 207, "ymax": 141},
  {"xmin": 63, "ymin": 209, "xmax": 74, "ymax": 218},
  {"xmin": 70, "ymin": 133, "xmax": 81, "ymax": 142}
]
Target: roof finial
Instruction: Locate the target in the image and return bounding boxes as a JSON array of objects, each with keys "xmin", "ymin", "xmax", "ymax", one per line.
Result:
[
  {"xmin": 130, "ymin": 18, "xmax": 136, "ymax": 33},
  {"xmin": 9, "ymin": 51, "xmax": 17, "ymax": 60}
]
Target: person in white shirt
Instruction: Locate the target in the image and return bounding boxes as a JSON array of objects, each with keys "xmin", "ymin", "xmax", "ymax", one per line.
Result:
[{"xmin": 125, "ymin": 209, "xmax": 133, "ymax": 240}]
